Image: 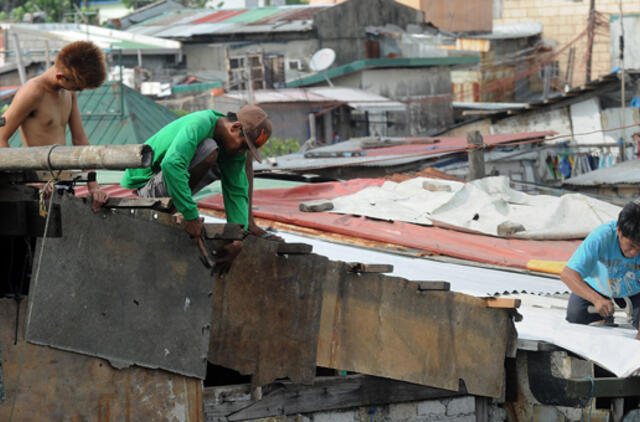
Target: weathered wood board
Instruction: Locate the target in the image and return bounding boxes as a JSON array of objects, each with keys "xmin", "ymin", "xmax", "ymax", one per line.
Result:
[
  {"xmin": 25, "ymin": 193, "xmax": 214, "ymax": 378},
  {"xmin": 317, "ymin": 261, "xmax": 516, "ymax": 398},
  {"xmin": 0, "ymin": 299, "xmax": 203, "ymax": 421},
  {"xmin": 208, "ymin": 236, "xmax": 326, "ymax": 386}
]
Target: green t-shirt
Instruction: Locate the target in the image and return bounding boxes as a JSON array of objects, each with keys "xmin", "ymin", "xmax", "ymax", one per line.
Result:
[{"xmin": 121, "ymin": 110, "xmax": 249, "ymax": 225}]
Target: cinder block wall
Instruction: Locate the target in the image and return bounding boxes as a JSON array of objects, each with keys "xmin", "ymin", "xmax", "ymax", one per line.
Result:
[
  {"xmin": 494, "ymin": 0, "xmax": 640, "ymax": 87},
  {"xmin": 238, "ymin": 396, "xmax": 506, "ymax": 422}
]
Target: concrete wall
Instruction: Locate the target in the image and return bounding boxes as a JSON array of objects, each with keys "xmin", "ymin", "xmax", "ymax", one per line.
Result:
[
  {"xmin": 184, "ymin": 39, "xmax": 319, "ymax": 84},
  {"xmin": 490, "ymin": 107, "xmax": 572, "ymax": 142},
  {"xmin": 494, "ymin": 0, "xmax": 640, "ymax": 87},
  {"xmin": 313, "ymin": 0, "xmax": 424, "ymax": 66},
  {"xmin": 610, "ymin": 14, "xmax": 640, "ymax": 70},
  {"xmin": 396, "ymin": 0, "xmax": 493, "ymax": 33},
  {"xmin": 360, "ymin": 67, "xmax": 453, "ymax": 135}
]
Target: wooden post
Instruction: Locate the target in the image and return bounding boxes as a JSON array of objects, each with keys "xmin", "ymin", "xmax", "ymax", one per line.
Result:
[
  {"xmin": 12, "ymin": 33, "xmax": 27, "ymax": 85},
  {"xmin": 467, "ymin": 131, "xmax": 485, "ymax": 180},
  {"xmin": 44, "ymin": 40, "xmax": 51, "ymax": 68}
]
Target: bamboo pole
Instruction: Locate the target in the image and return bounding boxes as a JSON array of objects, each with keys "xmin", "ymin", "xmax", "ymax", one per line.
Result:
[{"xmin": 0, "ymin": 144, "xmax": 153, "ymax": 171}]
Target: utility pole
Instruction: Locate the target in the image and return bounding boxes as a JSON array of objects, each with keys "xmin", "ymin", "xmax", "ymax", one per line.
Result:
[
  {"xmin": 618, "ymin": 0, "xmax": 626, "ymax": 161},
  {"xmin": 585, "ymin": 0, "xmax": 595, "ymax": 83}
]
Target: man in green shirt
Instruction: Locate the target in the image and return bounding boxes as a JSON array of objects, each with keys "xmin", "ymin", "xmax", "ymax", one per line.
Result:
[{"xmin": 121, "ymin": 105, "xmax": 276, "ymax": 261}]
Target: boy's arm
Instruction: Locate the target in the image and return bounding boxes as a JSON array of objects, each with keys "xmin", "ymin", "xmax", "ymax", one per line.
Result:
[
  {"xmin": 0, "ymin": 83, "xmax": 43, "ymax": 147},
  {"xmin": 68, "ymin": 92, "xmax": 109, "ymax": 211}
]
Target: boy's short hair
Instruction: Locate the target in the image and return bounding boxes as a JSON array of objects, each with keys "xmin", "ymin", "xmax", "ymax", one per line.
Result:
[
  {"xmin": 55, "ymin": 41, "xmax": 106, "ymax": 90},
  {"xmin": 618, "ymin": 201, "xmax": 640, "ymax": 244}
]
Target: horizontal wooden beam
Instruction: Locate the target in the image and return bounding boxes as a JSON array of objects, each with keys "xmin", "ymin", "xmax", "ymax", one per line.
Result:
[
  {"xmin": 484, "ymin": 298, "xmax": 521, "ymax": 309},
  {"xmin": 566, "ymin": 377, "xmax": 640, "ymax": 398},
  {"xmin": 346, "ymin": 263, "xmax": 394, "ymax": 273},
  {"xmin": 204, "ymin": 375, "xmax": 465, "ymax": 421}
]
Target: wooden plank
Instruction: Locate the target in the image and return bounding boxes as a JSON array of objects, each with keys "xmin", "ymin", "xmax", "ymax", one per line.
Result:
[
  {"xmin": 208, "ymin": 236, "xmax": 326, "ymax": 386},
  {"xmin": 484, "ymin": 298, "xmax": 521, "ymax": 309},
  {"xmin": 317, "ymin": 263, "xmax": 516, "ymax": 398},
  {"xmin": 346, "ymin": 263, "xmax": 394, "ymax": 273},
  {"xmin": 566, "ymin": 377, "xmax": 640, "ymax": 398},
  {"xmin": 415, "ymin": 281, "xmax": 451, "ymax": 291},
  {"xmin": 277, "ymin": 242, "xmax": 313, "ymax": 255},
  {"xmin": 0, "ymin": 299, "xmax": 203, "ymax": 422},
  {"xmin": 105, "ymin": 196, "xmax": 173, "ymax": 210},
  {"xmin": 203, "ymin": 375, "xmax": 465, "ymax": 421}
]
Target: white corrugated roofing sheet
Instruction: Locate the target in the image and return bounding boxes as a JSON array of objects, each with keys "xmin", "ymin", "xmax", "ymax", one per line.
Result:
[
  {"xmin": 311, "ymin": 87, "xmax": 406, "ymax": 111},
  {"xmin": 563, "ymin": 159, "xmax": 640, "ymax": 186}
]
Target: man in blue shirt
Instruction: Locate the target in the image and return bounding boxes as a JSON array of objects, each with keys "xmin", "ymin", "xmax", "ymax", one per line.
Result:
[{"xmin": 562, "ymin": 201, "xmax": 640, "ymax": 338}]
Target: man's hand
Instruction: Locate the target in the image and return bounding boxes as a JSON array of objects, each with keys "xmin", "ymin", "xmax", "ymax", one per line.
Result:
[
  {"xmin": 248, "ymin": 221, "xmax": 284, "ymax": 242},
  {"xmin": 88, "ymin": 184, "xmax": 109, "ymax": 212},
  {"xmin": 594, "ymin": 297, "xmax": 614, "ymax": 317},
  {"xmin": 184, "ymin": 217, "xmax": 204, "ymax": 242},
  {"xmin": 212, "ymin": 240, "xmax": 243, "ymax": 276}
]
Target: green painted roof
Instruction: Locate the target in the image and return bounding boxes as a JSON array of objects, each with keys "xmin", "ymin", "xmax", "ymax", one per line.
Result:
[
  {"xmin": 223, "ymin": 7, "xmax": 282, "ymax": 23},
  {"xmin": 9, "ymin": 82, "xmax": 178, "ymax": 147},
  {"xmin": 287, "ymin": 56, "xmax": 480, "ymax": 88},
  {"xmin": 172, "ymin": 81, "xmax": 223, "ymax": 94}
]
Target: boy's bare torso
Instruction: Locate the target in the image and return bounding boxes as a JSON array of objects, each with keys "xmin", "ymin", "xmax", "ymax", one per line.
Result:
[{"xmin": 18, "ymin": 77, "xmax": 73, "ymax": 147}]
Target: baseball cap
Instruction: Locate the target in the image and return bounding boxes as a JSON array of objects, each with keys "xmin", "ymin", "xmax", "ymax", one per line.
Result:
[{"xmin": 237, "ymin": 104, "xmax": 272, "ymax": 163}]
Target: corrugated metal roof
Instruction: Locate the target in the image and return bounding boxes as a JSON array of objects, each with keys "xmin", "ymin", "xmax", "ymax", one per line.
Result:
[
  {"xmin": 191, "ymin": 9, "xmax": 247, "ymax": 24},
  {"xmin": 224, "ymin": 87, "xmax": 405, "ymax": 111},
  {"xmin": 252, "ymin": 6, "xmax": 325, "ymax": 24},
  {"xmin": 287, "ymin": 56, "xmax": 480, "ymax": 88},
  {"xmin": 223, "ymin": 7, "xmax": 282, "ymax": 23},
  {"xmin": 469, "ymin": 22, "xmax": 543, "ymax": 40},
  {"xmin": 563, "ymin": 159, "xmax": 640, "ymax": 186},
  {"xmin": 254, "ymin": 131, "xmax": 554, "ymax": 172},
  {"xmin": 127, "ymin": 4, "xmax": 331, "ymax": 37},
  {"xmin": 2, "ymin": 23, "xmax": 181, "ymax": 51},
  {"xmin": 8, "ymin": 82, "xmax": 177, "ymax": 147}
]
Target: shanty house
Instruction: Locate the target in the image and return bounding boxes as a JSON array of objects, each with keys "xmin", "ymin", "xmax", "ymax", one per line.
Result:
[
  {"xmin": 208, "ymin": 87, "xmax": 406, "ymax": 143},
  {"xmin": 287, "ymin": 56, "xmax": 478, "ymax": 136}
]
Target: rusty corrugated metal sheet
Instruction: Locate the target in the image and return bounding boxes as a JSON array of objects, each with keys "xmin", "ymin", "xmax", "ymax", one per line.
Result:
[
  {"xmin": 191, "ymin": 9, "xmax": 247, "ymax": 24},
  {"xmin": 252, "ymin": 6, "xmax": 327, "ymax": 24}
]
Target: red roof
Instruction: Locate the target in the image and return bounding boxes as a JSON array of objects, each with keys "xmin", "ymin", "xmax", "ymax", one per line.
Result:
[{"xmin": 191, "ymin": 9, "xmax": 247, "ymax": 24}]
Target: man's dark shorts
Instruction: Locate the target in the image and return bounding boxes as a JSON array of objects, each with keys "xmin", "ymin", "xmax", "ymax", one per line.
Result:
[
  {"xmin": 566, "ymin": 292, "xmax": 640, "ymax": 329},
  {"xmin": 136, "ymin": 138, "xmax": 220, "ymax": 199}
]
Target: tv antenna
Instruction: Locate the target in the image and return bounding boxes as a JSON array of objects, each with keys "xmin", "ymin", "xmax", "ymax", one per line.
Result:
[{"xmin": 309, "ymin": 48, "xmax": 336, "ymax": 87}]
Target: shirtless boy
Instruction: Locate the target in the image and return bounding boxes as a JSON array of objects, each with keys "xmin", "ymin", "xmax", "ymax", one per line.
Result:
[{"xmin": 0, "ymin": 41, "xmax": 109, "ymax": 210}]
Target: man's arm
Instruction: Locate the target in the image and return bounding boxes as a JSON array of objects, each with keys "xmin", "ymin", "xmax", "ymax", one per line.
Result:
[
  {"xmin": 561, "ymin": 266, "xmax": 614, "ymax": 317},
  {"xmin": 245, "ymin": 153, "xmax": 283, "ymax": 241},
  {"xmin": 68, "ymin": 92, "xmax": 108, "ymax": 211},
  {"xmin": 0, "ymin": 83, "xmax": 43, "ymax": 147}
]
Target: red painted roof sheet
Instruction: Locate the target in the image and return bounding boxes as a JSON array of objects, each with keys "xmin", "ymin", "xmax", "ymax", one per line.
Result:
[
  {"xmin": 198, "ymin": 179, "xmax": 580, "ymax": 270},
  {"xmin": 252, "ymin": 6, "xmax": 326, "ymax": 24},
  {"xmin": 191, "ymin": 9, "xmax": 247, "ymax": 24}
]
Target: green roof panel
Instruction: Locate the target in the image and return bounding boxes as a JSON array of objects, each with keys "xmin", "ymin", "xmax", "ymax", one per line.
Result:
[
  {"xmin": 224, "ymin": 7, "xmax": 281, "ymax": 23},
  {"xmin": 287, "ymin": 56, "xmax": 480, "ymax": 88}
]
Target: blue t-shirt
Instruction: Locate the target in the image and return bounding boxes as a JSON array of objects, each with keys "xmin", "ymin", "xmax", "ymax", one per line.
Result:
[{"xmin": 567, "ymin": 221, "xmax": 640, "ymax": 297}]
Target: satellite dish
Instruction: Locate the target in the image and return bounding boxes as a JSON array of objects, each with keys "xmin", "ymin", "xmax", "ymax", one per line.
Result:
[{"xmin": 309, "ymin": 48, "xmax": 336, "ymax": 72}]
